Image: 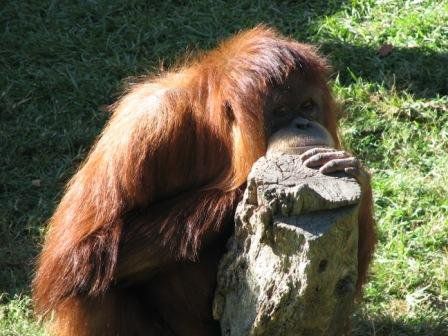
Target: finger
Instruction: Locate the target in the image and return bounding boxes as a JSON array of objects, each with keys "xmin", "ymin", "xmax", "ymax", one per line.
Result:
[
  {"xmin": 319, "ymin": 157, "xmax": 359, "ymax": 174},
  {"xmin": 344, "ymin": 167, "xmax": 359, "ymax": 177},
  {"xmin": 345, "ymin": 167, "xmax": 370, "ymax": 188},
  {"xmin": 303, "ymin": 151, "xmax": 350, "ymax": 168},
  {"xmin": 300, "ymin": 147, "xmax": 335, "ymax": 161}
]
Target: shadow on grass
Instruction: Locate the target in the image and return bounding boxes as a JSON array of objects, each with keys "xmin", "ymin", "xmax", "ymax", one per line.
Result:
[
  {"xmin": 322, "ymin": 43, "xmax": 448, "ymax": 99},
  {"xmin": 353, "ymin": 315, "xmax": 448, "ymax": 336},
  {"xmin": 1, "ymin": 0, "xmax": 353, "ymax": 303}
]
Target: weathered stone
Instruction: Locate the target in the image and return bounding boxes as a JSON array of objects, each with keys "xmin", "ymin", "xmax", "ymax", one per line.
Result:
[{"xmin": 213, "ymin": 154, "xmax": 361, "ymax": 336}]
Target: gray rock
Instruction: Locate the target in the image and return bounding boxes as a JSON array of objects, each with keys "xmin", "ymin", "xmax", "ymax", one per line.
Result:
[{"xmin": 213, "ymin": 154, "xmax": 361, "ymax": 336}]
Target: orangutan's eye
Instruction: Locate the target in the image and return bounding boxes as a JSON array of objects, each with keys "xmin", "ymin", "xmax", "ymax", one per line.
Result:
[
  {"xmin": 300, "ymin": 99, "xmax": 315, "ymax": 111},
  {"xmin": 300, "ymin": 98, "xmax": 320, "ymax": 120},
  {"xmin": 274, "ymin": 106, "xmax": 289, "ymax": 116}
]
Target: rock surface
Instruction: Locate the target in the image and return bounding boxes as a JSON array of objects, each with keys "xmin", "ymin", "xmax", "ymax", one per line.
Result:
[{"xmin": 213, "ymin": 154, "xmax": 361, "ymax": 336}]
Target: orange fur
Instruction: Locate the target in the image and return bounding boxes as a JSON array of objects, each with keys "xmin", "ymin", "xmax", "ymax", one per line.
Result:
[{"xmin": 33, "ymin": 26, "xmax": 375, "ymax": 335}]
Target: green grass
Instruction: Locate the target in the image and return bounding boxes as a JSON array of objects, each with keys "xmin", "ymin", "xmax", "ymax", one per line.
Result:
[{"xmin": 1, "ymin": 0, "xmax": 447, "ymax": 335}]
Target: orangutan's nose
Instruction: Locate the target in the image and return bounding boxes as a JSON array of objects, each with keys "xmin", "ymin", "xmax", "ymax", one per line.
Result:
[{"xmin": 294, "ymin": 117, "xmax": 310, "ymax": 129}]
